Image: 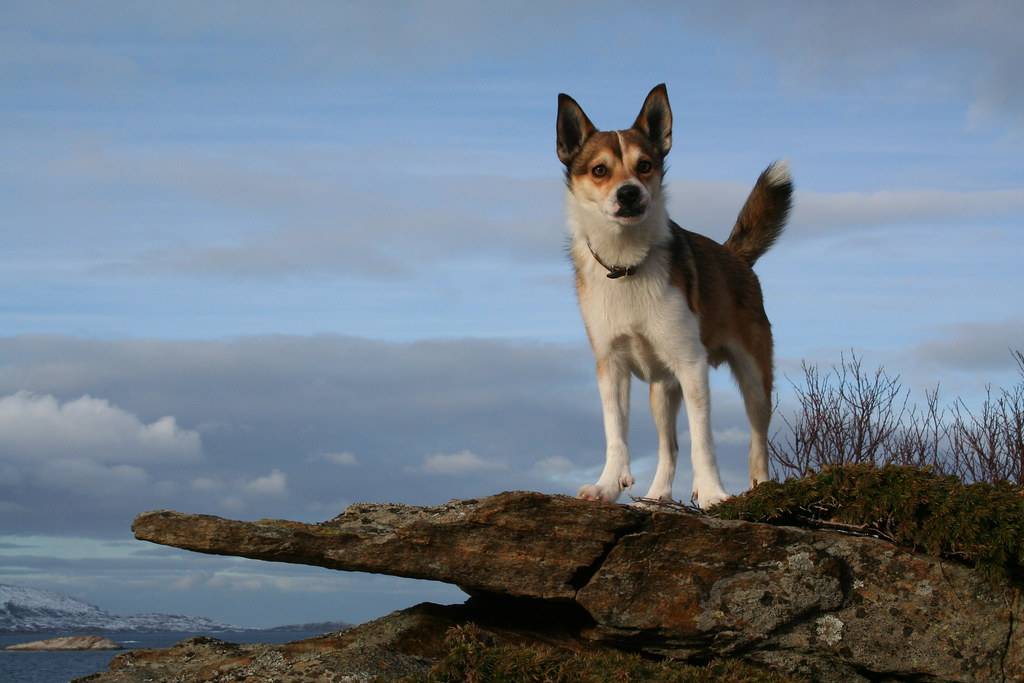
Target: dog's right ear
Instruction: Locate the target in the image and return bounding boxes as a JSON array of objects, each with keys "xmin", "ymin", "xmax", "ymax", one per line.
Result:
[{"xmin": 556, "ymin": 94, "xmax": 596, "ymax": 166}]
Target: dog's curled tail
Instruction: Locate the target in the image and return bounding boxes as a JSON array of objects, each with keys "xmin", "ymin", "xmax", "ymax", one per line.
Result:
[{"xmin": 724, "ymin": 160, "xmax": 793, "ymax": 267}]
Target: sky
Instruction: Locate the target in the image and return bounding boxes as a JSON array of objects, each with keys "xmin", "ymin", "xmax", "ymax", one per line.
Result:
[{"xmin": 1, "ymin": 1, "xmax": 1023, "ymax": 628}]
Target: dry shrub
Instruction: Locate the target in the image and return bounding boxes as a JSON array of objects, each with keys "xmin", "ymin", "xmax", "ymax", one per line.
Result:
[{"xmin": 771, "ymin": 351, "xmax": 1024, "ymax": 486}]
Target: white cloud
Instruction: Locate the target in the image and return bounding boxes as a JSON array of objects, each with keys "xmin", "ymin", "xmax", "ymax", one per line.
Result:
[
  {"xmin": 193, "ymin": 470, "xmax": 292, "ymax": 501},
  {"xmin": 681, "ymin": 427, "xmax": 750, "ymax": 447},
  {"xmin": 170, "ymin": 571, "xmax": 213, "ymax": 591},
  {"xmin": 204, "ymin": 569, "xmax": 353, "ymax": 594},
  {"xmin": 419, "ymin": 450, "xmax": 506, "ymax": 475},
  {"xmin": 191, "ymin": 469, "xmax": 295, "ymax": 512},
  {"xmin": 0, "ymin": 392, "xmax": 201, "ymax": 499},
  {"xmin": 241, "ymin": 469, "xmax": 288, "ymax": 497},
  {"xmin": 319, "ymin": 451, "xmax": 358, "ymax": 466},
  {"xmin": 530, "ymin": 456, "xmax": 575, "ymax": 478},
  {"xmin": 911, "ymin": 319, "xmax": 1024, "ymax": 372},
  {"xmin": 0, "ymin": 392, "xmax": 201, "ymax": 464},
  {"xmin": 792, "ymin": 187, "xmax": 1024, "ymax": 233},
  {"xmin": 667, "ymin": 180, "xmax": 1024, "ymax": 245},
  {"xmin": 715, "ymin": 427, "xmax": 752, "ymax": 447},
  {"xmin": 107, "ymin": 170, "xmax": 1024, "ymax": 284}
]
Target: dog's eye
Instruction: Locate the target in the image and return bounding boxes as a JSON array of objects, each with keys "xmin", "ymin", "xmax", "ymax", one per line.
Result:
[
  {"xmin": 592, "ymin": 164, "xmax": 608, "ymax": 178},
  {"xmin": 637, "ymin": 159, "xmax": 653, "ymax": 174}
]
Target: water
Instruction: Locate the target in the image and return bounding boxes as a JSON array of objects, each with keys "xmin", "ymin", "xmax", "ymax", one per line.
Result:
[{"xmin": 0, "ymin": 630, "xmax": 325, "ymax": 683}]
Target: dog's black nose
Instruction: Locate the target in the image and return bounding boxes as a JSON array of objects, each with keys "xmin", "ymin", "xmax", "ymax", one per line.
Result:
[{"xmin": 616, "ymin": 184, "xmax": 642, "ymax": 207}]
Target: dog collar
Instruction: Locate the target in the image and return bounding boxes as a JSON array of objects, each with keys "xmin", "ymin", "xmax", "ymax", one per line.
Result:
[{"xmin": 585, "ymin": 239, "xmax": 642, "ymax": 279}]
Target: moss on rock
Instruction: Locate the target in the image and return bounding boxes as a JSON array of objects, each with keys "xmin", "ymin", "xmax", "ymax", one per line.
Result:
[{"xmin": 711, "ymin": 464, "xmax": 1024, "ymax": 583}]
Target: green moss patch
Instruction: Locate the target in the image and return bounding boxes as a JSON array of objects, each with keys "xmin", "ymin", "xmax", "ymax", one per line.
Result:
[
  {"xmin": 396, "ymin": 625, "xmax": 803, "ymax": 683},
  {"xmin": 711, "ymin": 464, "xmax": 1024, "ymax": 583}
]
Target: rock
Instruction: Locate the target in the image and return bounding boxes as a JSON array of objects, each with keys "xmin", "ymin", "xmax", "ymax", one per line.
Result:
[
  {"xmin": 576, "ymin": 512, "xmax": 1022, "ymax": 682},
  {"xmin": 74, "ymin": 600, "xmax": 598, "ymax": 683},
  {"xmin": 111, "ymin": 491, "xmax": 1023, "ymax": 682},
  {"xmin": 7, "ymin": 635, "xmax": 122, "ymax": 650},
  {"xmin": 74, "ymin": 604, "xmax": 464, "ymax": 683},
  {"xmin": 132, "ymin": 492, "xmax": 646, "ymax": 600}
]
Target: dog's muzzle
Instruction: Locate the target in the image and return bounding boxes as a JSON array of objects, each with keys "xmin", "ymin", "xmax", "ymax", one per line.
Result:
[{"xmin": 615, "ymin": 184, "xmax": 646, "ymax": 218}]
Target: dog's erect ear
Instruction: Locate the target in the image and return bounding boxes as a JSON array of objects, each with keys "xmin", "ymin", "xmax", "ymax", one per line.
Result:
[
  {"xmin": 556, "ymin": 93, "xmax": 596, "ymax": 166},
  {"xmin": 632, "ymin": 83, "xmax": 672, "ymax": 158}
]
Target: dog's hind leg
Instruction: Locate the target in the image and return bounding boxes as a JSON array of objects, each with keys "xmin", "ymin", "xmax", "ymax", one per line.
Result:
[
  {"xmin": 578, "ymin": 355, "xmax": 634, "ymax": 502},
  {"xmin": 643, "ymin": 378, "xmax": 682, "ymax": 501},
  {"xmin": 727, "ymin": 338, "xmax": 773, "ymax": 488}
]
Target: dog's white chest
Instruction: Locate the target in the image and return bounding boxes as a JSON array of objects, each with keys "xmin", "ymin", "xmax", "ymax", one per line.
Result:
[{"xmin": 577, "ymin": 266, "xmax": 702, "ymax": 381}]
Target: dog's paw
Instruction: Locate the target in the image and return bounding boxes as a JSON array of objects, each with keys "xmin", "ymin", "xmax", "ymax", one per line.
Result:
[
  {"xmin": 692, "ymin": 481, "xmax": 730, "ymax": 509},
  {"xmin": 578, "ymin": 460, "xmax": 633, "ymax": 503},
  {"xmin": 577, "ymin": 478, "xmax": 630, "ymax": 503}
]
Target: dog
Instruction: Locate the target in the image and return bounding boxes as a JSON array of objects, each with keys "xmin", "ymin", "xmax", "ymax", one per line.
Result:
[{"xmin": 556, "ymin": 83, "xmax": 792, "ymax": 508}]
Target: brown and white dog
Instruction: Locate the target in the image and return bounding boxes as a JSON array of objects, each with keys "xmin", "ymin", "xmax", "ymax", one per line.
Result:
[{"xmin": 557, "ymin": 83, "xmax": 792, "ymax": 508}]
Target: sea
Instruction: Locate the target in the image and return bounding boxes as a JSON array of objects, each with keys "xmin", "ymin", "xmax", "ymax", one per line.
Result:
[{"xmin": 0, "ymin": 629, "xmax": 325, "ymax": 683}]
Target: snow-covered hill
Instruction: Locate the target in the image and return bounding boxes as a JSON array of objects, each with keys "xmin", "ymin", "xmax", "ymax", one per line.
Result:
[{"xmin": 0, "ymin": 584, "xmax": 239, "ymax": 632}]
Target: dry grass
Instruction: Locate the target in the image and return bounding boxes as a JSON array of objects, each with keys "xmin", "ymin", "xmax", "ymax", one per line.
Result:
[{"xmin": 396, "ymin": 624, "xmax": 805, "ymax": 683}]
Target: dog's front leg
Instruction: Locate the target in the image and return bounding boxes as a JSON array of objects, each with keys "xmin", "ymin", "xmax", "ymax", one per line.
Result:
[
  {"xmin": 674, "ymin": 355, "xmax": 730, "ymax": 508},
  {"xmin": 578, "ymin": 355, "xmax": 634, "ymax": 502},
  {"xmin": 644, "ymin": 378, "xmax": 682, "ymax": 501}
]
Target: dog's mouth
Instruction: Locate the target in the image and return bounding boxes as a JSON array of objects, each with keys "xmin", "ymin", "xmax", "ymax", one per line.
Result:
[{"xmin": 614, "ymin": 204, "xmax": 647, "ymax": 220}]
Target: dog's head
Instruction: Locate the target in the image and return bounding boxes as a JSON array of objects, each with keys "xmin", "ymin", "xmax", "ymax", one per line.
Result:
[{"xmin": 556, "ymin": 84, "xmax": 672, "ymax": 229}]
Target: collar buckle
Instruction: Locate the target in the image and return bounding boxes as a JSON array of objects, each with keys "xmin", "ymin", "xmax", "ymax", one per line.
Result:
[{"xmin": 586, "ymin": 239, "xmax": 642, "ymax": 279}]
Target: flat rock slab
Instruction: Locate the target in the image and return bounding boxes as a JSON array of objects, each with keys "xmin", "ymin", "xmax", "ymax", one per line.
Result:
[
  {"xmin": 134, "ymin": 492, "xmax": 645, "ymax": 600},
  {"xmin": 132, "ymin": 491, "xmax": 1024, "ymax": 682}
]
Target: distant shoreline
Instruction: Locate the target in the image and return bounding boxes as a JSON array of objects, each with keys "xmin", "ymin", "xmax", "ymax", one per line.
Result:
[{"xmin": 0, "ymin": 621, "xmax": 350, "ymax": 636}]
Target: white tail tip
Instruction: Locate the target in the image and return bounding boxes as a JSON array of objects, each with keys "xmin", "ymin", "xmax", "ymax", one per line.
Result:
[{"xmin": 765, "ymin": 159, "xmax": 791, "ymax": 186}]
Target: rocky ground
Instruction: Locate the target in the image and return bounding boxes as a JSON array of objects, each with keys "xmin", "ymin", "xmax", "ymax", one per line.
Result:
[{"xmin": 79, "ymin": 490, "xmax": 1024, "ymax": 682}]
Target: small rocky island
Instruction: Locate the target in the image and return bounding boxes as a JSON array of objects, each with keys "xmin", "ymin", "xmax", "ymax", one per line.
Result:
[
  {"xmin": 79, "ymin": 469, "xmax": 1024, "ymax": 682},
  {"xmin": 8, "ymin": 635, "xmax": 122, "ymax": 651}
]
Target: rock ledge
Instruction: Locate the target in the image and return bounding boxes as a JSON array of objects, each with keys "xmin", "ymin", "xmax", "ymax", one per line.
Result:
[{"xmin": 87, "ymin": 491, "xmax": 1024, "ymax": 682}]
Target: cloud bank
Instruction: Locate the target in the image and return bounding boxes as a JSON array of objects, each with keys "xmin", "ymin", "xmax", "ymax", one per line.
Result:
[
  {"xmin": 0, "ymin": 392, "xmax": 200, "ymax": 464},
  {"xmin": 0, "ymin": 392, "xmax": 200, "ymax": 498}
]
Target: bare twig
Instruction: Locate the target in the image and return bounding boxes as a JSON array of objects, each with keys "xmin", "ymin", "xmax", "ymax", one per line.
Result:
[
  {"xmin": 628, "ymin": 495, "xmax": 705, "ymax": 515},
  {"xmin": 770, "ymin": 350, "xmax": 1024, "ymax": 487},
  {"xmin": 790, "ymin": 515, "xmax": 898, "ymax": 543}
]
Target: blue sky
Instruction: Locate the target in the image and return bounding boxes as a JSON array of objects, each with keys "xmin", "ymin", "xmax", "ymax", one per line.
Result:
[{"xmin": 1, "ymin": 1, "xmax": 1023, "ymax": 627}]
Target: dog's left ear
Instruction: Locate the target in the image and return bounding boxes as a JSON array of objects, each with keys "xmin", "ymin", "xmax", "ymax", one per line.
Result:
[{"xmin": 633, "ymin": 83, "xmax": 672, "ymax": 158}]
